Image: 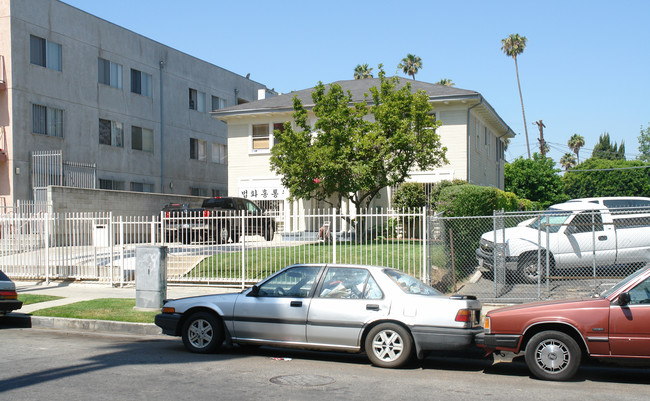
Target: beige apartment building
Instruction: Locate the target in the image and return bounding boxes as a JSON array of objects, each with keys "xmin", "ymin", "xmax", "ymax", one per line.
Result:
[{"xmin": 0, "ymin": 0, "xmax": 274, "ymax": 208}]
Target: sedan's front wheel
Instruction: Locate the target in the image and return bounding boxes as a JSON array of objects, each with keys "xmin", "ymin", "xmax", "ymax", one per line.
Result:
[
  {"xmin": 181, "ymin": 312, "xmax": 224, "ymax": 353},
  {"xmin": 365, "ymin": 323, "xmax": 413, "ymax": 368},
  {"xmin": 525, "ymin": 330, "xmax": 581, "ymax": 381}
]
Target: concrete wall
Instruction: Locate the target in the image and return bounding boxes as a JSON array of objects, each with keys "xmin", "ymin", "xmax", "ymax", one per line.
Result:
[{"xmin": 47, "ymin": 186, "xmax": 206, "ymax": 216}]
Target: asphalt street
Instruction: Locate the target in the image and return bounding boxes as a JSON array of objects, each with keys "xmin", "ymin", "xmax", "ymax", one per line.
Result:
[{"xmin": 1, "ymin": 328, "xmax": 649, "ymax": 401}]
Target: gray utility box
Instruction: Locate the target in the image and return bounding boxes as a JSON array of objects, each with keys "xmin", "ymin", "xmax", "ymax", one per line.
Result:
[{"xmin": 135, "ymin": 246, "xmax": 167, "ymax": 309}]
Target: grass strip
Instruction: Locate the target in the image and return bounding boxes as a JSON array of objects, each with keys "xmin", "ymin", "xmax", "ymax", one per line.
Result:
[
  {"xmin": 32, "ymin": 298, "xmax": 157, "ymax": 323},
  {"xmin": 18, "ymin": 294, "xmax": 64, "ymax": 305}
]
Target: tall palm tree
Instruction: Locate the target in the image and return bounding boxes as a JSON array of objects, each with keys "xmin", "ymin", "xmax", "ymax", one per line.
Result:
[
  {"xmin": 353, "ymin": 64, "xmax": 373, "ymax": 80},
  {"xmin": 436, "ymin": 78, "xmax": 455, "ymax": 86},
  {"xmin": 501, "ymin": 33, "xmax": 530, "ymax": 159},
  {"xmin": 398, "ymin": 54, "xmax": 422, "ymax": 80},
  {"xmin": 560, "ymin": 153, "xmax": 577, "ymax": 170},
  {"xmin": 567, "ymin": 133, "xmax": 585, "ymax": 163}
]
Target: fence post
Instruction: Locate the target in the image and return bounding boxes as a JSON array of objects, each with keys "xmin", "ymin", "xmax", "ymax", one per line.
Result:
[
  {"xmin": 160, "ymin": 211, "xmax": 166, "ymax": 246},
  {"xmin": 44, "ymin": 211, "xmax": 50, "ymax": 285},
  {"xmin": 109, "ymin": 212, "xmax": 114, "ymax": 286},
  {"xmin": 120, "ymin": 216, "xmax": 125, "ymax": 287},
  {"xmin": 332, "ymin": 208, "xmax": 337, "ymax": 264},
  {"xmin": 422, "ymin": 207, "xmax": 427, "ymax": 283},
  {"xmin": 241, "ymin": 210, "xmax": 245, "ymax": 289}
]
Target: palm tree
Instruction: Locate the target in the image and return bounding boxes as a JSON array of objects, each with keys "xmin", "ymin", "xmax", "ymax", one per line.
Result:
[
  {"xmin": 353, "ymin": 64, "xmax": 373, "ymax": 80},
  {"xmin": 436, "ymin": 78, "xmax": 455, "ymax": 86},
  {"xmin": 398, "ymin": 54, "xmax": 422, "ymax": 80},
  {"xmin": 560, "ymin": 153, "xmax": 577, "ymax": 170},
  {"xmin": 501, "ymin": 33, "xmax": 530, "ymax": 159},
  {"xmin": 567, "ymin": 133, "xmax": 585, "ymax": 163}
]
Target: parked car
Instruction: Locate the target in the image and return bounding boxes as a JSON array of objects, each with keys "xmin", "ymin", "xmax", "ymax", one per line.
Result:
[
  {"xmin": 476, "ymin": 263, "xmax": 650, "ymax": 381},
  {"xmin": 162, "ymin": 197, "xmax": 275, "ymax": 244},
  {"xmin": 477, "ymin": 199, "xmax": 650, "ymax": 283},
  {"xmin": 155, "ymin": 264, "xmax": 482, "ymax": 368},
  {"xmin": 0, "ymin": 269, "xmax": 22, "ymax": 316}
]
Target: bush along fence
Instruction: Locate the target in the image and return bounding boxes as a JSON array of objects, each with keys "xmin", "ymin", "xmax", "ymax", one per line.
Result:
[{"xmin": 2, "ymin": 205, "xmax": 649, "ymax": 303}]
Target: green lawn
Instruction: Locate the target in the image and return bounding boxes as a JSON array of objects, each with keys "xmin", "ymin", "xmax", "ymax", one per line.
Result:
[
  {"xmin": 18, "ymin": 294, "xmax": 64, "ymax": 305},
  {"xmin": 32, "ymin": 298, "xmax": 157, "ymax": 323},
  {"xmin": 190, "ymin": 241, "xmax": 447, "ymax": 282}
]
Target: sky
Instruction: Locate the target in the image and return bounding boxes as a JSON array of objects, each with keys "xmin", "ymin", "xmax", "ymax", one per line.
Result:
[{"xmin": 63, "ymin": 0, "xmax": 650, "ymax": 165}]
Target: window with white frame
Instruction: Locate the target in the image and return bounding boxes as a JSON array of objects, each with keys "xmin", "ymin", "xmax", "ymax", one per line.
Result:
[
  {"xmin": 211, "ymin": 95, "xmax": 227, "ymax": 111},
  {"xmin": 189, "ymin": 88, "xmax": 206, "ymax": 112},
  {"xmin": 98, "ymin": 58, "xmax": 122, "ymax": 89},
  {"xmin": 99, "ymin": 179, "xmax": 125, "ymax": 190},
  {"xmin": 475, "ymin": 121, "xmax": 480, "ymax": 151},
  {"xmin": 132, "ymin": 126, "xmax": 153, "ymax": 152},
  {"xmin": 252, "ymin": 124, "xmax": 270, "ymax": 151},
  {"xmin": 30, "ymin": 35, "xmax": 62, "ymax": 71},
  {"xmin": 32, "ymin": 104, "xmax": 64, "ymax": 137},
  {"xmin": 131, "ymin": 69, "xmax": 152, "ymax": 97},
  {"xmin": 99, "ymin": 118, "xmax": 123, "ymax": 147},
  {"xmin": 130, "ymin": 182, "xmax": 154, "ymax": 193},
  {"xmin": 211, "ymin": 143, "xmax": 227, "ymax": 164},
  {"xmin": 484, "ymin": 127, "xmax": 491, "ymax": 156},
  {"xmin": 190, "ymin": 138, "xmax": 206, "ymax": 160}
]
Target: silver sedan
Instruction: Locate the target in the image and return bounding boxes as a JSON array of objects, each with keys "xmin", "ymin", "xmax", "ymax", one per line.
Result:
[{"xmin": 155, "ymin": 264, "xmax": 482, "ymax": 368}]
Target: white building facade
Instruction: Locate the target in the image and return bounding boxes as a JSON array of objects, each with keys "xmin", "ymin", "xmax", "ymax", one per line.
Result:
[{"xmin": 0, "ymin": 0, "xmax": 274, "ymax": 207}]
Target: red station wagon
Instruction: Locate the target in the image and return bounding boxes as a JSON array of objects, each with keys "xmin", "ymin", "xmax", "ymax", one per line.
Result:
[{"xmin": 476, "ymin": 265, "xmax": 650, "ymax": 381}]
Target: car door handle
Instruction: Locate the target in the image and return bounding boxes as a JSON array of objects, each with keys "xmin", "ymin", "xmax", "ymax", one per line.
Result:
[
  {"xmin": 290, "ymin": 301, "xmax": 302, "ymax": 307},
  {"xmin": 598, "ymin": 235, "xmax": 608, "ymax": 241},
  {"xmin": 366, "ymin": 304, "xmax": 380, "ymax": 311}
]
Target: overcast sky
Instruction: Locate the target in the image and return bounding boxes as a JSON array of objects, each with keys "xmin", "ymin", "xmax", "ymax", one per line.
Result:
[{"xmin": 63, "ymin": 0, "xmax": 650, "ymax": 165}]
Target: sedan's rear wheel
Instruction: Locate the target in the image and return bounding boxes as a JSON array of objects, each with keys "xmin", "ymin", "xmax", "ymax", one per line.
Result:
[
  {"xmin": 181, "ymin": 312, "xmax": 224, "ymax": 353},
  {"xmin": 525, "ymin": 330, "xmax": 581, "ymax": 381},
  {"xmin": 365, "ymin": 323, "xmax": 413, "ymax": 368}
]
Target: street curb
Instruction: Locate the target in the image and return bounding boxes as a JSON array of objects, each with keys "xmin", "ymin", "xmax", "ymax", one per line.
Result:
[{"xmin": 2, "ymin": 313, "xmax": 162, "ymax": 336}]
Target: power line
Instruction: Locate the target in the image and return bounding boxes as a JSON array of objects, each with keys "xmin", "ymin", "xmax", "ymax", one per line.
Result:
[{"xmin": 565, "ymin": 165, "xmax": 650, "ymax": 173}]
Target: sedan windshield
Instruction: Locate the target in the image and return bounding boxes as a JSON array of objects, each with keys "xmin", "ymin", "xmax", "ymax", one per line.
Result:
[
  {"xmin": 600, "ymin": 266, "xmax": 648, "ymax": 298},
  {"xmin": 529, "ymin": 209, "xmax": 572, "ymax": 233},
  {"xmin": 384, "ymin": 269, "xmax": 441, "ymax": 296}
]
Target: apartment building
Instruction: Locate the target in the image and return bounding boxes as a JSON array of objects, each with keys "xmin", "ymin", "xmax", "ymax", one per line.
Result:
[{"xmin": 0, "ymin": 0, "xmax": 274, "ymax": 207}]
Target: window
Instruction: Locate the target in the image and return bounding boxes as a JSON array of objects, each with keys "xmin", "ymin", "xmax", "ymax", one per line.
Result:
[
  {"xmin": 211, "ymin": 143, "xmax": 227, "ymax": 164},
  {"xmin": 132, "ymin": 126, "xmax": 154, "ymax": 152},
  {"xmin": 318, "ymin": 267, "xmax": 382, "ymax": 299},
  {"xmin": 189, "ymin": 88, "xmax": 205, "ymax": 112},
  {"xmin": 570, "ymin": 212, "xmax": 604, "ymax": 233},
  {"xmin": 130, "ymin": 182, "xmax": 154, "ymax": 193},
  {"xmin": 98, "ymin": 58, "xmax": 122, "ymax": 89},
  {"xmin": 190, "ymin": 187, "xmax": 208, "ymax": 197},
  {"xmin": 273, "ymin": 122, "xmax": 286, "ymax": 145},
  {"xmin": 496, "ymin": 137, "xmax": 503, "ymax": 161},
  {"xmin": 252, "ymin": 124, "xmax": 270, "ymax": 151},
  {"xmin": 99, "ymin": 179, "xmax": 125, "ymax": 190},
  {"xmin": 190, "ymin": 138, "xmax": 206, "ymax": 160},
  {"xmin": 211, "ymin": 96, "xmax": 227, "ymax": 110},
  {"xmin": 30, "ymin": 35, "xmax": 62, "ymax": 71},
  {"xmin": 257, "ymin": 266, "xmax": 321, "ymax": 298},
  {"xmin": 99, "ymin": 119, "xmax": 123, "ymax": 147},
  {"xmin": 32, "ymin": 104, "xmax": 64, "ymax": 137},
  {"xmin": 484, "ymin": 127, "xmax": 491, "ymax": 156},
  {"xmin": 131, "ymin": 69, "xmax": 152, "ymax": 97},
  {"xmin": 475, "ymin": 121, "xmax": 480, "ymax": 151}
]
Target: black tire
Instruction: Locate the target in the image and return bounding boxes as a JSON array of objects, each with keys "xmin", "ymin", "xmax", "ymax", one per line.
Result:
[
  {"xmin": 181, "ymin": 312, "xmax": 224, "ymax": 354},
  {"xmin": 525, "ymin": 330, "xmax": 581, "ymax": 381},
  {"xmin": 518, "ymin": 254, "xmax": 541, "ymax": 284},
  {"xmin": 232, "ymin": 231, "xmax": 240, "ymax": 243},
  {"xmin": 364, "ymin": 323, "xmax": 413, "ymax": 368}
]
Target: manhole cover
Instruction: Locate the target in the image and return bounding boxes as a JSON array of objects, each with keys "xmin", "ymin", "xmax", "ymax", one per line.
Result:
[{"xmin": 270, "ymin": 375, "xmax": 335, "ymax": 387}]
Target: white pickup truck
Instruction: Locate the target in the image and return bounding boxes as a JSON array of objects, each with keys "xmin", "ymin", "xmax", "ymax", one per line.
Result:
[{"xmin": 476, "ymin": 200, "xmax": 650, "ymax": 283}]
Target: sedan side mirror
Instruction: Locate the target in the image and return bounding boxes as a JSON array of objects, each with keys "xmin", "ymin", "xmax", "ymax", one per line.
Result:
[
  {"xmin": 618, "ymin": 292, "xmax": 631, "ymax": 306},
  {"xmin": 248, "ymin": 285, "xmax": 260, "ymax": 297}
]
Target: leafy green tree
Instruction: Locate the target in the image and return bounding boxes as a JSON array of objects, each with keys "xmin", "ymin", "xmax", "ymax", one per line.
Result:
[
  {"xmin": 392, "ymin": 183, "xmax": 426, "ymax": 209},
  {"xmin": 505, "ymin": 153, "xmax": 564, "ymax": 207},
  {"xmin": 559, "ymin": 153, "xmax": 577, "ymax": 170},
  {"xmin": 592, "ymin": 132, "xmax": 625, "ymax": 160},
  {"xmin": 397, "ymin": 54, "xmax": 422, "ymax": 80},
  {"xmin": 353, "ymin": 64, "xmax": 373, "ymax": 79},
  {"xmin": 567, "ymin": 133, "xmax": 585, "ymax": 163},
  {"xmin": 638, "ymin": 123, "xmax": 650, "ymax": 162},
  {"xmin": 563, "ymin": 158, "xmax": 650, "ymax": 198},
  {"xmin": 270, "ymin": 66, "xmax": 446, "ymax": 212},
  {"xmin": 436, "ymin": 78, "xmax": 455, "ymax": 86},
  {"xmin": 501, "ymin": 33, "xmax": 530, "ymax": 159}
]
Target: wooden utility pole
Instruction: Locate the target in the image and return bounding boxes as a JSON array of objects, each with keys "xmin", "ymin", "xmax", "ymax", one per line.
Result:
[{"xmin": 534, "ymin": 120, "xmax": 546, "ymax": 157}]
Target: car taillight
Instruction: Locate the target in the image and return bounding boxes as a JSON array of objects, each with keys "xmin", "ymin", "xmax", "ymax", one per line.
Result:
[
  {"xmin": 455, "ymin": 309, "xmax": 472, "ymax": 322},
  {"xmin": 203, "ymin": 210, "xmax": 210, "ymax": 217},
  {"xmin": 483, "ymin": 316, "xmax": 491, "ymax": 334},
  {"xmin": 0, "ymin": 290, "xmax": 18, "ymax": 300},
  {"xmin": 166, "ymin": 212, "xmax": 170, "ymax": 218}
]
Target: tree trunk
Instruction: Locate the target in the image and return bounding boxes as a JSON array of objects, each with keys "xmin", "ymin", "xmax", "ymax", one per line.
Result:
[{"xmin": 514, "ymin": 56, "xmax": 530, "ymax": 159}]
